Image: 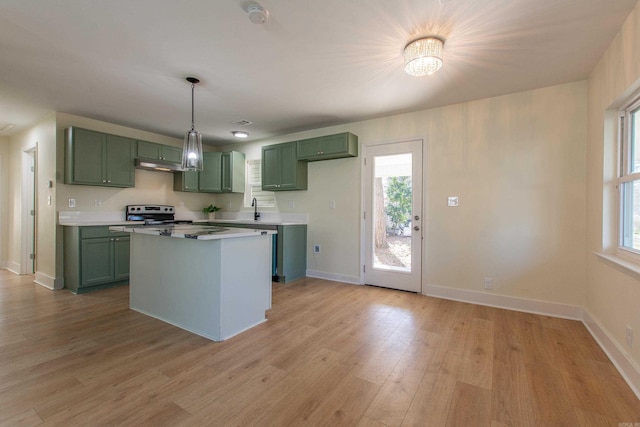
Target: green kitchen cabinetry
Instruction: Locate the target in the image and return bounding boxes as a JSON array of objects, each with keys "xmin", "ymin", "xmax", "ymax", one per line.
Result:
[
  {"xmin": 137, "ymin": 140, "xmax": 182, "ymax": 163},
  {"xmin": 262, "ymin": 142, "xmax": 307, "ymax": 191},
  {"xmin": 221, "ymin": 151, "xmax": 245, "ymax": 193},
  {"xmin": 296, "ymin": 132, "xmax": 358, "ymax": 161},
  {"xmin": 207, "ymin": 222, "xmax": 307, "ymax": 282},
  {"xmin": 173, "ymin": 170, "xmax": 199, "ymax": 192},
  {"xmin": 174, "ymin": 151, "xmax": 245, "ymax": 193},
  {"xmin": 198, "ymin": 152, "xmax": 222, "ymax": 192},
  {"xmin": 63, "ymin": 226, "xmax": 130, "ymax": 294},
  {"xmin": 65, "ymin": 127, "xmax": 136, "ymax": 187}
]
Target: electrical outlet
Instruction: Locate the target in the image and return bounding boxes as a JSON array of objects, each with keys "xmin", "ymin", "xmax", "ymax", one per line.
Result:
[
  {"xmin": 288, "ymin": 200, "xmax": 295, "ymax": 209},
  {"xmin": 68, "ymin": 198, "xmax": 76, "ymax": 208},
  {"xmin": 448, "ymin": 196, "xmax": 459, "ymax": 207},
  {"xmin": 484, "ymin": 277, "xmax": 494, "ymax": 290},
  {"xmin": 627, "ymin": 325, "xmax": 633, "ymax": 348},
  {"xmin": 313, "ymin": 244, "xmax": 321, "ymax": 254},
  {"xmin": 330, "ymin": 200, "xmax": 336, "ymax": 209}
]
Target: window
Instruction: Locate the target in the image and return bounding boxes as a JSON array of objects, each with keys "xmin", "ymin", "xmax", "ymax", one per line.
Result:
[
  {"xmin": 244, "ymin": 159, "xmax": 276, "ymax": 208},
  {"xmin": 619, "ymin": 97, "xmax": 640, "ymax": 252}
]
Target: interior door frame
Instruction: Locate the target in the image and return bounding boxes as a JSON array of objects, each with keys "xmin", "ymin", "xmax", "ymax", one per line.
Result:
[
  {"xmin": 359, "ymin": 137, "xmax": 425, "ymax": 291},
  {"xmin": 21, "ymin": 145, "xmax": 36, "ymax": 274}
]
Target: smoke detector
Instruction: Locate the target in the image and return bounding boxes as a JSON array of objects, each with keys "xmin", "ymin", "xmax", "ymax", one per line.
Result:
[{"xmin": 244, "ymin": 1, "xmax": 269, "ymax": 24}]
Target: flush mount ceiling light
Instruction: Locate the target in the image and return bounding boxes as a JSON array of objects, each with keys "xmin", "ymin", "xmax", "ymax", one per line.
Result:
[
  {"xmin": 231, "ymin": 131, "xmax": 249, "ymax": 138},
  {"xmin": 243, "ymin": 1, "xmax": 269, "ymax": 24},
  {"xmin": 403, "ymin": 37, "xmax": 444, "ymax": 76},
  {"xmin": 0, "ymin": 123, "xmax": 15, "ymax": 132},
  {"xmin": 182, "ymin": 77, "xmax": 204, "ymax": 171}
]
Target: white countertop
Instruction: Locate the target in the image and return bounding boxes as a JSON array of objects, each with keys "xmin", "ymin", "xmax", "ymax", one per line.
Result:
[
  {"xmin": 194, "ymin": 219, "xmax": 305, "ymax": 226},
  {"xmin": 58, "ymin": 211, "xmax": 308, "ymax": 226},
  {"xmin": 109, "ymin": 224, "xmax": 277, "ymax": 240}
]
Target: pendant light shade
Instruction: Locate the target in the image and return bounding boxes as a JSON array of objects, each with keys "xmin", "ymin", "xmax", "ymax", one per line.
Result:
[
  {"xmin": 403, "ymin": 37, "xmax": 444, "ymax": 76},
  {"xmin": 182, "ymin": 77, "xmax": 204, "ymax": 171}
]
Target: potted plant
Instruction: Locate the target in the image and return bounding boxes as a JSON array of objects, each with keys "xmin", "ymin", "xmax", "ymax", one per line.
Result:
[{"xmin": 203, "ymin": 204, "xmax": 221, "ymax": 220}]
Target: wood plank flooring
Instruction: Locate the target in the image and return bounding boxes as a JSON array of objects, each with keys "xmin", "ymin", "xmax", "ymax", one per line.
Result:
[{"xmin": 0, "ymin": 269, "xmax": 638, "ymax": 426}]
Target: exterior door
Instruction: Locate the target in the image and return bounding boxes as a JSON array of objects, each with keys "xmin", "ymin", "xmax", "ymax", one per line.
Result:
[{"xmin": 363, "ymin": 140, "xmax": 423, "ymax": 292}]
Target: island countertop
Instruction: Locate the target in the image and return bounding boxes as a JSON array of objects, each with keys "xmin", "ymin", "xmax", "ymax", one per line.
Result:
[{"xmin": 109, "ymin": 224, "xmax": 277, "ymax": 240}]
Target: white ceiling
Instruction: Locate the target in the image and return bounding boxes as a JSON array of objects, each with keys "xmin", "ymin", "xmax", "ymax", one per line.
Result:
[{"xmin": 0, "ymin": 0, "xmax": 637, "ymax": 145}]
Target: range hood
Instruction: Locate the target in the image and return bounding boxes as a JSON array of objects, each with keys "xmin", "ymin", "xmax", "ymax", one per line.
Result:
[{"xmin": 135, "ymin": 158, "xmax": 184, "ymax": 173}]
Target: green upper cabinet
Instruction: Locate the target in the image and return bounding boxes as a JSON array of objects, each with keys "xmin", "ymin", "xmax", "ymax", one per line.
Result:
[
  {"xmin": 199, "ymin": 152, "xmax": 222, "ymax": 192},
  {"xmin": 296, "ymin": 132, "xmax": 358, "ymax": 161},
  {"xmin": 221, "ymin": 151, "xmax": 245, "ymax": 193},
  {"xmin": 173, "ymin": 170, "xmax": 199, "ymax": 192},
  {"xmin": 173, "ymin": 150, "xmax": 245, "ymax": 193},
  {"xmin": 137, "ymin": 140, "xmax": 182, "ymax": 163},
  {"xmin": 262, "ymin": 142, "xmax": 307, "ymax": 191},
  {"xmin": 65, "ymin": 127, "xmax": 135, "ymax": 187}
]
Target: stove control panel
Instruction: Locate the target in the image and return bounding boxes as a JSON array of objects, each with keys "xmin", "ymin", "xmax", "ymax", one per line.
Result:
[{"xmin": 126, "ymin": 205, "xmax": 175, "ymax": 214}]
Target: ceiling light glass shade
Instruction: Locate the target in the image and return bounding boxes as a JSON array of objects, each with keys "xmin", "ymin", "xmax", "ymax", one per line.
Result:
[
  {"xmin": 403, "ymin": 37, "xmax": 444, "ymax": 76},
  {"xmin": 182, "ymin": 129, "xmax": 203, "ymax": 171},
  {"xmin": 182, "ymin": 77, "xmax": 204, "ymax": 171}
]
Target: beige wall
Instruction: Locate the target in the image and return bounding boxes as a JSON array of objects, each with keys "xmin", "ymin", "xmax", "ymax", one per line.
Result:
[
  {"xmin": 587, "ymin": 3, "xmax": 640, "ymax": 368},
  {"xmin": 223, "ymin": 81, "xmax": 588, "ymax": 303},
  {"xmin": 6, "ymin": 113, "xmax": 57, "ymax": 282},
  {"xmin": 0, "ymin": 135, "xmax": 9, "ymax": 268}
]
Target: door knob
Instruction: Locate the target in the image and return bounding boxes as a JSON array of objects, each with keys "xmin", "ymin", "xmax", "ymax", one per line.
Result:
[{"xmin": 414, "ymin": 226, "xmax": 420, "ymax": 231}]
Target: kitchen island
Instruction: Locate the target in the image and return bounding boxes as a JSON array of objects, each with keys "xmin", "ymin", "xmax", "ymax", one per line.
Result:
[{"xmin": 110, "ymin": 224, "xmax": 276, "ymax": 341}]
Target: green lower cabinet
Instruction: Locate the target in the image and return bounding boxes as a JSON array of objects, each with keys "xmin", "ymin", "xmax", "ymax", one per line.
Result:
[
  {"xmin": 113, "ymin": 237, "xmax": 131, "ymax": 281},
  {"xmin": 207, "ymin": 222, "xmax": 306, "ymax": 282},
  {"xmin": 64, "ymin": 226, "xmax": 130, "ymax": 294}
]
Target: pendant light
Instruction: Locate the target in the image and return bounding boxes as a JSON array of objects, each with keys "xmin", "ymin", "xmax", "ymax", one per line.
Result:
[{"xmin": 181, "ymin": 77, "xmax": 204, "ymax": 171}]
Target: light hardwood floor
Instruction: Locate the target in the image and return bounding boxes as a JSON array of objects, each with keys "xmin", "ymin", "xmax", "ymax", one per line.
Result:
[{"xmin": 0, "ymin": 269, "xmax": 638, "ymax": 426}]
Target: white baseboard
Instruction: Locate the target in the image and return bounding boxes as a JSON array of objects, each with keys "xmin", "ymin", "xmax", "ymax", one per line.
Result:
[
  {"xmin": 424, "ymin": 284, "xmax": 583, "ymax": 320},
  {"xmin": 5, "ymin": 261, "xmax": 20, "ymax": 275},
  {"xmin": 582, "ymin": 309, "xmax": 640, "ymax": 400},
  {"xmin": 424, "ymin": 284, "xmax": 640, "ymax": 400},
  {"xmin": 34, "ymin": 271, "xmax": 61, "ymax": 290},
  {"xmin": 306, "ymin": 270, "xmax": 361, "ymax": 285}
]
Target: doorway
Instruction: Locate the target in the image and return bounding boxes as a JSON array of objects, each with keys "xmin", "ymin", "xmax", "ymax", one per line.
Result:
[{"xmin": 363, "ymin": 140, "xmax": 423, "ymax": 292}]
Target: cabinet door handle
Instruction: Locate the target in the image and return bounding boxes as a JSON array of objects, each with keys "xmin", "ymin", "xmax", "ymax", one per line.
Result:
[{"xmin": 102, "ymin": 179, "xmax": 106, "ymax": 183}]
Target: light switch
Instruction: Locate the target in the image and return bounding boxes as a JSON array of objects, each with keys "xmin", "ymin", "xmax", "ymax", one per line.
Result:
[
  {"xmin": 329, "ymin": 200, "xmax": 336, "ymax": 209},
  {"xmin": 447, "ymin": 196, "xmax": 459, "ymax": 207},
  {"xmin": 68, "ymin": 198, "xmax": 76, "ymax": 208}
]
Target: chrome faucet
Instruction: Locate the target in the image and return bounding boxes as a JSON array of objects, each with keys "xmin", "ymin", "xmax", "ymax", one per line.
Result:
[{"xmin": 251, "ymin": 197, "xmax": 260, "ymax": 221}]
